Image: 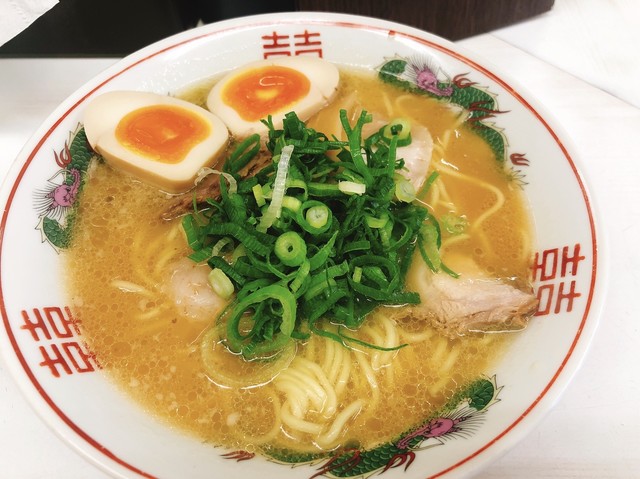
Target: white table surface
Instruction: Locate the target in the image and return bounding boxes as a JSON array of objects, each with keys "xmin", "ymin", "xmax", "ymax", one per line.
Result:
[{"xmin": 1, "ymin": 0, "xmax": 639, "ymax": 477}]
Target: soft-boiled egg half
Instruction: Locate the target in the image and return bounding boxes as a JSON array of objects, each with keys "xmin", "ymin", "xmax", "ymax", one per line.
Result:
[
  {"xmin": 207, "ymin": 57, "xmax": 339, "ymax": 138},
  {"xmin": 83, "ymin": 91, "xmax": 229, "ymax": 194}
]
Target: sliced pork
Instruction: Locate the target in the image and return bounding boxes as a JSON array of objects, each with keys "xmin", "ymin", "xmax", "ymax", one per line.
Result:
[
  {"xmin": 405, "ymin": 257, "xmax": 539, "ymax": 336},
  {"xmin": 395, "ymin": 122, "xmax": 433, "ymax": 192},
  {"xmin": 162, "ymin": 148, "xmax": 272, "ymax": 219}
]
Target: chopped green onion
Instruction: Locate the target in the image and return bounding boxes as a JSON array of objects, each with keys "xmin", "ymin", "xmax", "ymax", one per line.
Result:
[
  {"xmin": 441, "ymin": 213, "xmax": 468, "ymax": 235},
  {"xmin": 252, "ymin": 184, "xmax": 266, "ymax": 207},
  {"xmin": 417, "ymin": 170, "xmax": 439, "ymax": 200},
  {"xmin": 181, "ymin": 214, "xmax": 201, "ymax": 250},
  {"xmin": 274, "ymin": 231, "xmax": 307, "ymax": 267},
  {"xmin": 303, "ymin": 261, "xmax": 349, "ymax": 301},
  {"xmin": 196, "ymin": 167, "xmax": 237, "ymax": 195},
  {"xmin": 208, "ymin": 268, "xmax": 235, "ymax": 299},
  {"xmin": 204, "ymin": 222, "xmax": 272, "ymax": 256},
  {"xmin": 394, "ymin": 174, "xmax": 416, "ymax": 203},
  {"xmin": 382, "ymin": 118, "xmax": 412, "ymax": 147},
  {"xmin": 296, "ymin": 200, "xmax": 332, "ymax": 234},
  {"xmin": 304, "ymin": 288, "xmax": 349, "ymax": 322},
  {"xmin": 231, "ymin": 244, "xmax": 247, "ymax": 263},
  {"xmin": 257, "ymin": 144, "xmax": 294, "ymax": 233},
  {"xmin": 289, "ymin": 258, "xmax": 310, "ymax": 293},
  {"xmin": 341, "ymin": 240, "xmax": 370, "ymax": 254},
  {"xmin": 188, "ymin": 246, "xmax": 213, "ymax": 263},
  {"xmin": 186, "ymin": 109, "xmax": 452, "ymax": 359},
  {"xmin": 308, "ymin": 230, "xmax": 338, "ymax": 271},
  {"xmin": 306, "ymin": 204, "xmax": 329, "ymax": 229},
  {"xmin": 340, "ymin": 109, "xmax": 374, "ymax": 185},
  {"xmin": 286, "ymin": 178, "xmax": 308, "ymax": 200},
  {"xmin": 338, "ymin": 328, "xmax": 407, "ymax": 352},
  {"xmin": 211, "ymin": 237, "xmax": 233, "ymax": 257},
  {"xmin": 225, "ymin": 284, "xmax": 296, "ymax": 357},
  {"xmin": 308, "ymin": 182, "xmax": 342, "ymax": 197},
  {"xmin": 418, "ymin": 221, "xmax": 442, "ymax": 272},
  {"xmin": 225, "ymin": 134, "xmax": 261, "ymax": 174},
  {"xmin": 338, "ymin": 181, "xmax": 366, "ymax": 195},
  {"xmin": 208, "ymin": 256, "xmax": 246, "ymax": 287},
  {"xmin": 365, "ymin": 213, "xmax": 389, "ymax": 229},
  {"xmin": 304, "ymin": 277, "xmax": 338, "ymax": 301},
  {"xmin": 282, "ymin": 196, "xmax": 301, "ymax": 212},
  {"xmin": 352, "ymin": 266, "xmax": 363, "ymax": 283}
]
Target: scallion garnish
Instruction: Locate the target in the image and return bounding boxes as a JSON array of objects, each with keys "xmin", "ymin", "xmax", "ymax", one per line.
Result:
[
  {"xmin": 381, "ymin": 117, "xmax": 412, "ymax": 147},
  {"xmin": 184, "ymin": 109, "xmax": 453, "ymax": 359},
  {"xmin": 275, "ymin": 231, "xmax": 307, "ymax": 267},
  {"xmin": 208, "ymin": 268, "xmax": 235, "ymax": 300}
]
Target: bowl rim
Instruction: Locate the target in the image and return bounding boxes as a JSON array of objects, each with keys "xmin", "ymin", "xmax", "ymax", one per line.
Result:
[{"xmin": 0, "ymin": 10, "xmax": 605, "ymax": 479}]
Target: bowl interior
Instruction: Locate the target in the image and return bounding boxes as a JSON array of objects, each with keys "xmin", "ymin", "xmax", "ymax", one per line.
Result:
[{"xmin": 0, "ymin": 12, "xmax": 601, "ymax": 479}]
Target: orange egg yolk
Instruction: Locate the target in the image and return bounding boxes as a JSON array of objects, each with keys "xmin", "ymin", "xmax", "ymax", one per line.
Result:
[
  {"xmin": 115, "ymin": 105, "xmax": 211, "ymax": 164},
  {"xmin": 222, "ymin": 66, "xmax": 311, "ymax": 122}
]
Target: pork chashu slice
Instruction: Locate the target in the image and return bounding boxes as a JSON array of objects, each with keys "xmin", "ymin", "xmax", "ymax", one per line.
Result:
[
  {"xmin": 405, "ymin": 256, "xmax": 539, "ymax": 337},
  {"xmin": 162, "ymin": 148, "xmax": 272, "ymax": 220}
]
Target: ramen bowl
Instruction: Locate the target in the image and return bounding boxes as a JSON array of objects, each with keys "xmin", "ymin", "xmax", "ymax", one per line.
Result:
[{"xmin": 0, "ymin": 12, "xmax": 603, "ymax": 479}]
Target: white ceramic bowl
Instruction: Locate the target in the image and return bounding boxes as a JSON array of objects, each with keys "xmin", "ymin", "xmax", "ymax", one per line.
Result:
[{"xmin": 0, "ymin": 12, "xmax": 604, "ymax": 479}]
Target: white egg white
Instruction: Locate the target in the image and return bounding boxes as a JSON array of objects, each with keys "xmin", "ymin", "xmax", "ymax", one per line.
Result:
[
  {"xmin": 83, "ymin": 91, "xmax": 229, "ymax": 194},
  {"xmin": 207, "ymin": 57, "xmax": 340, "ymax": 138}
]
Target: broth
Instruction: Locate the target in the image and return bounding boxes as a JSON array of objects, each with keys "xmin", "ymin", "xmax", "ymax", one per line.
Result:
[{"xmin": 65, "ymin": 69, "xmax": 532, "ymax": 455}]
